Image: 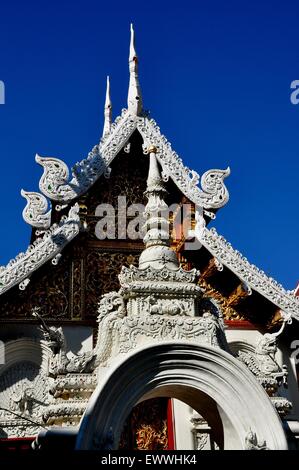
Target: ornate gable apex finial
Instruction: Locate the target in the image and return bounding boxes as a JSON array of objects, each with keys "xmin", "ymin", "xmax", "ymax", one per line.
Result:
[
  {"xmin": 139, "ymin": 146, "xmax": 179, "ymax": 270},
  {"xmin": 127, "ymin": 23, "xmax": 143, "ymax": 115},
  {"xmin": 102, "ymin": 76, "xmax": 112, "ymax": 138}
]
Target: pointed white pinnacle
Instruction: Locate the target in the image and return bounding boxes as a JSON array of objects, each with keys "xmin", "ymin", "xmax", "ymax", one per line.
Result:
[
  {"xmin": 127, "ymin": 23, "xmax": 143, "ymax": 115},
  {"xmin": 102, "ymin": 76, "xmax": 112, "ymax": 138},
  {"xmin": 129, "ymin": 23, "xmax": 137, "ymax": 62}
]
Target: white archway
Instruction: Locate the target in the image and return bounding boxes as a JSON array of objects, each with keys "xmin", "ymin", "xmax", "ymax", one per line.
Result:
[{"xmin": 76, "ymin": 341, "xmax": 287, "ymax": 450}]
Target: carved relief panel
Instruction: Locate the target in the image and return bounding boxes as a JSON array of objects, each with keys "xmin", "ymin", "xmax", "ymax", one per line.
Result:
[{"xmin": 119, "ymin": 398, "xmax": 169, "ymax": 450}]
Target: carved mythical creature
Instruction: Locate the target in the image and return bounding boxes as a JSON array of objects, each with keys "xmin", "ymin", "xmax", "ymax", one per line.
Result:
[
  {"xmin": 255, "ymin": 334, "xmax": 284, "ymax": 377},
  {"xmin": 146, "ymin": 296, "xmax": 184, "ymax": 316},
  {"xmin": 245, "ymin": 429, "xmax": 268, "ymax": 450},
  {"xmin": 238, "ymin": 330, "xmax": 288, "ymax": 387},
  {"xmin": 92, "ymin": 292, "xmax": 126, "ymax": 368},
  {"xmin": 33, "ymin": 308, "xmax": 70, "ymax": 375},
  {"xmin": 96, "ymin": 291, "xmax": 126, "ymax": 325},
  {"xmin": 10, "ymin": 386, "xmax": 34, "ymax": 415},
  {"xmin": 34, "ymin": 292, "xmax": 126, "ymax": 376}
]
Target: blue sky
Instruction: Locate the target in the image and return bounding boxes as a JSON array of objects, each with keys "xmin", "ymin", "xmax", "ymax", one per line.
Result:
[{"xmin": 0, "ymin": 0, "xmax": 298, "ymax": 289}]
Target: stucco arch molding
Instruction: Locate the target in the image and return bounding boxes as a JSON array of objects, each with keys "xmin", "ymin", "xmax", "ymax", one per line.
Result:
[{"xmin": 76, "ymin": 341, "xmax": 287, "ymax": 450}]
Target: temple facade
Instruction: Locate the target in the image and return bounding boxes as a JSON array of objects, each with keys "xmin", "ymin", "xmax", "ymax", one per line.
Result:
[{"xmin": 0, "ymin": 26, "xmax": 299, "ymax": 451}]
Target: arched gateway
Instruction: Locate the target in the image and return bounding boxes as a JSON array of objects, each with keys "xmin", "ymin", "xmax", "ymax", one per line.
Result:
[
  {"xmin": 76, "ymin": 342, "xmax": 287, "ymax": 450},
  {"xmin": 31, "ymin": 141, "xmax": 292, "ymax": 450}
]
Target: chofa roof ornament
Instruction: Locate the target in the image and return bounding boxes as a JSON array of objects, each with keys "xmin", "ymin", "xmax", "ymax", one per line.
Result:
[
  {"xmin": 127, "ymin": 23, "xmax": 143, "ymax": 116},
  {"xmin": 102, "ymin": 76, "xmax": 112, "ymax": 139}
]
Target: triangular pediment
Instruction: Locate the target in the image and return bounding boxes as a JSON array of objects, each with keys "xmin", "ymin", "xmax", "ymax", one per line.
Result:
[
  {"xmin": 1, "ymin": 112, "xmax": 298, "ymax": 323},
  {"xmin": 27, "ymin": 111, "xmax": 230, "ymax": 217}
]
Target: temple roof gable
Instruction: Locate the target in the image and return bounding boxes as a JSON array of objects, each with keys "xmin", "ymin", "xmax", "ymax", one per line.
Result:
[{"xmin": 0, "ymin": 25, "xmax": 298, "ymax": 325}]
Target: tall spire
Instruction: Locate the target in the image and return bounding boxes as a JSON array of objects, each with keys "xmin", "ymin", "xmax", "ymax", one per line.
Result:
[
  {"xmin": 127, "ymin": 23, "xmax": 143, "ymax": 115},
  {"xmin": 139, "ymin": 146, "xmax": 179, "ymax": 270},
  {"xmin": 102, "ymin": 76, "xmax": 112, "ymax": 138}
]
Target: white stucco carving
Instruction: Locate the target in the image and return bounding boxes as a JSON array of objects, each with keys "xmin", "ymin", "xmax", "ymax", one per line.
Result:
[
  {"xmin": 38, "ymin": 157, "xmax": 228, "ymax": 379},
  {"xmin": 35, "ymin": 110, "xmax": 136, "ymax": 202},
  {"xmin": 0, "ymin": 338, "xmax": 53, "ymax": 438},
  {"xmin": 195, "ymin": 221, "xmax": 299, "ymax": 320},
  {"xmin": 138, "ymin": 118, "xmax": 230, "ymax": 209},
  {"xmin": 0, "ymin": 204, "xmax": 80, "ymax": 295},
  {"xmin": 127, "ymin": 24, "xmax": 143, "ymax": 116},
  {"xmin": 75, "ymin": 342, "xmax": 287, "ymax": 450},
  {"xmin": 21, "ymin": 190, "xmax": 51, "ymax": 229},
  {"xmin": 32, "ymin": 109, "xmax": 229, "ymax": 212},
  {"xmin": 102, "ymin": 76, "xmax": 112, "ymax": 139},
  {"xmin": 234, "ymin": 317, "xmax": 293, "ymax": 417},
  {"xmin": 245, "ymin": 429, "xmax": 268, "ymax": 450},
  {"xmin": 0, "ymin": 361, "xmax": 49, "ymax": 417}
]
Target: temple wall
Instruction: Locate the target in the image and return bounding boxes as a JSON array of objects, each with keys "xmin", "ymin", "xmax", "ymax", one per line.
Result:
[{"xmin": 172, "ymin": 400, "xmax": 194, "ymax": 449}]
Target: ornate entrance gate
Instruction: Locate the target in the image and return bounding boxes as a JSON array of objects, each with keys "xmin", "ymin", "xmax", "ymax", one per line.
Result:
[{"xmin": 76, "ymin": 342, "xmax": 287, "ymax": 450}]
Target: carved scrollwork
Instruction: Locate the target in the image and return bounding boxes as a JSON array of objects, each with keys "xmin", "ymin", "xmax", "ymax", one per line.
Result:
[
  {"xmin": 42, "ymin": 401, "xmax": 87, "ymax": 424},
  {"xmin": 97, "ymin": 291, "xmax": 126, "ymax": 324},
  {"xmin": 123, "ymin": 142, "xmax": 131, "ymax": 153},
  {"xmin": 197, "ymin": 225, "xmax": 299, "ymax": 320},
  {"xmin": 51, "ymin": 253, "xmax": 62, "ymax": 266},
  {"xmin": 137, "ymin": 117, "xmax": 230, "ymax": 209},
  {"xmin": 36, "ymin": 110, "xmax": 137, "ymax": 203},
  {"xmin": 117, "ymin": 312, "xmax": 224, "ymax": 354},
  {"xmin": 0, "ymin": 204, "xmax": 80, "ymax": 296},
  {"xmin": 190, "ymin": 415, "xmax": 217, "ymax": 450},
  {"xmin": 49, "ymin": 373, "xmax": 97, "ymax": 398},
  {"xmin": 0, "ymin": 361, "xmax": 50, "ymax": 437},
  {"xmin": 36, "ymin": 154, "xmax": 72, "ymax": 200},
  {"xmin": 270, "ymin": 396, "xmax": 293, "ymax": 417},
  {"xmin": 21, "ymin": 190, "xmax": 51, "ymax": 229},
  {"xmin": 34, "ymin": 110, "xmax": 229, "ymax": 212},
  {"xmin": 19, "ymin": 278, "xmax": 30, "ymax": 291},
  {"xmin": 119, "ymin": 264, "xmax": 199, "ymax": 285},
  {"xmin": 198, "ymin": 278, "xmax": 246, "ymax": 322},
  {"xmin": 200, "ymin": 168, "xmax": 230, "ymax": 206}
]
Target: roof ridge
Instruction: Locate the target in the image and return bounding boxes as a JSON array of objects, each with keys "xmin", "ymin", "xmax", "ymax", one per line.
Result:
[
  {"xmin": 0, "ymin": 204, "xmax": 80, "ymax": 296},
  {"xmin": 21, "ymin": 110, "xmax": 230, "ymax": 231},
  {"xmin": 195, "ymin": 221, "xmax": 299, "ymax": 320}
]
